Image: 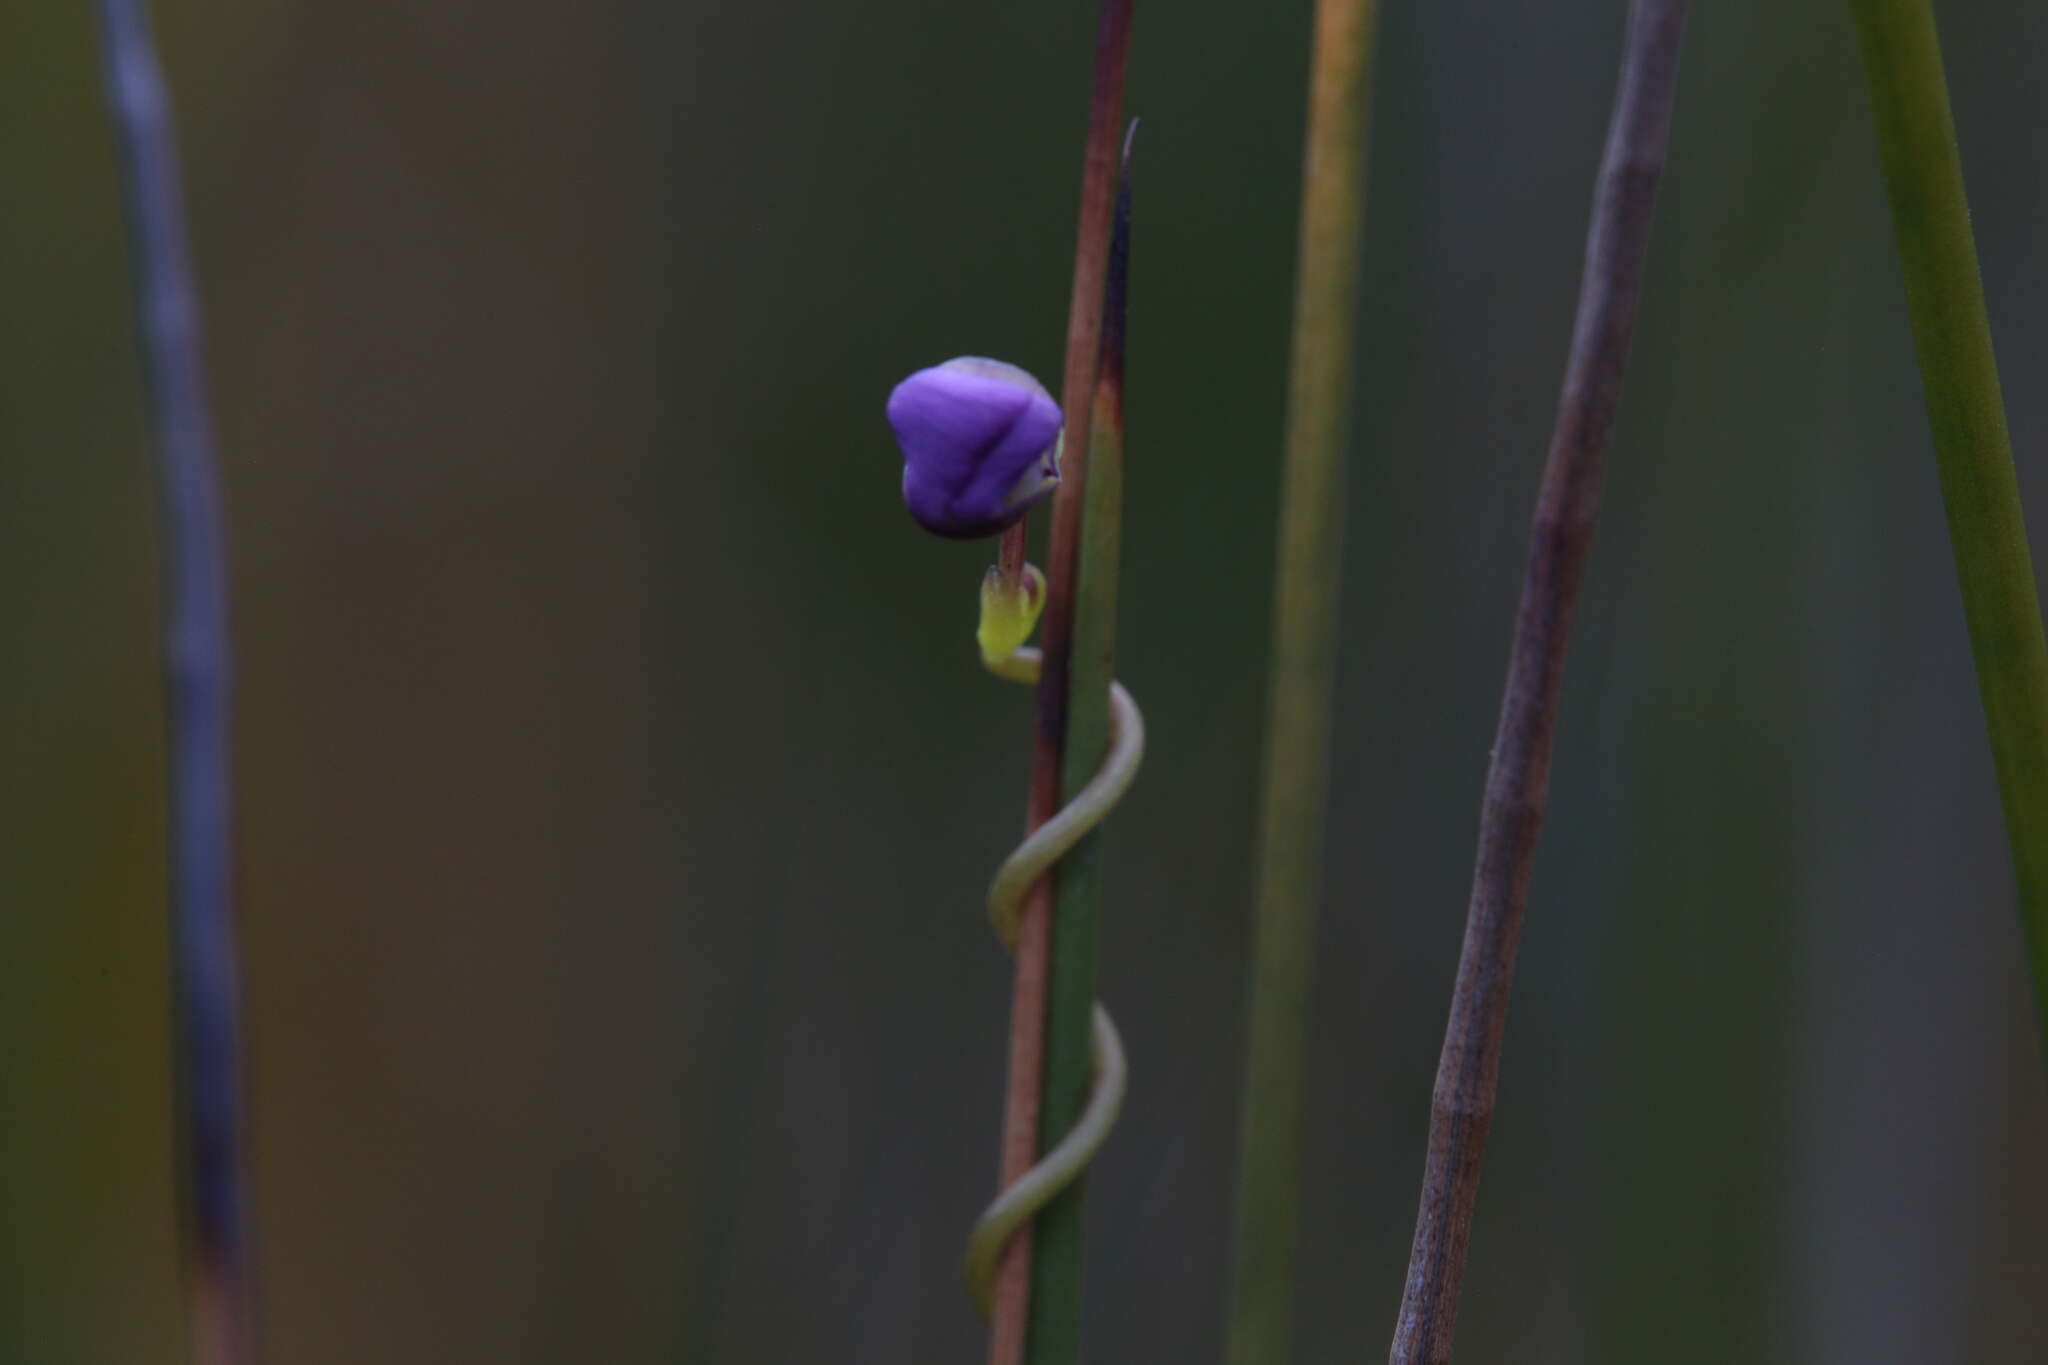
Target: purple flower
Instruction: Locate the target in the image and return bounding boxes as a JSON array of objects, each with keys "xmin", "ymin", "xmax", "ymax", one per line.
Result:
[{"xmin": 889, "ymin": 357, "xmax": 1063, "ymax": 539}]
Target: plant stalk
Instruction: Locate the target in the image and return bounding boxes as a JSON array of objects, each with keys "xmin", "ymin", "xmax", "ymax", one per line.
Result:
[
  {"xmin": 1025, "ymin": 128, "xmax": 1133, "ymax": 1365},
  {"xmin": 1224, "ymin": 1, "xmax": 1378, "ymax": 1361},
  {"xmin": 1849, "ymin": 0, "xmax": 2048, "ymax": 1047},
  {"xmin": 1388, "ymin": 4, "xmax": 1688, "ymax": 1361},
  {"xmin": 988, "ymin": 4, "xmax": 1133, "ymax": 1362},
  {"xmin": 999, "ymin": 522, "xmax": 1029, "ymax": 594},
  {"xmin": 88, "ymin": 3, "xmax": 257, "ymax": 1363}
]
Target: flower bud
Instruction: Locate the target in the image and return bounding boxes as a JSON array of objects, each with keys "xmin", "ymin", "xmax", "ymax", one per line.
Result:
[{"xmin": 888, "ymin": 357, "xmax": 1062, "ymax": 539}]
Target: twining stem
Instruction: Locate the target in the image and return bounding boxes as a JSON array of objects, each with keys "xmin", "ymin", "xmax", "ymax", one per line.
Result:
[
  {"xmin": 1849, "ymin": 0, "xmax": 2048, "ymax": 1047},
  {"xmin": 1224, "ymin": 1, "xmax": 1378, "ymax": 1362},
  {"xmin": 986, "ymin": 4, "xmax": 1133, "ymax": 1364},
  {"xmin": 88, "ymin": 3, "xmax": 257, "ymax": 1363},
  {"xmin": 1388, "ymin": 4, "xmax": 1688, "ymax": 1362}
]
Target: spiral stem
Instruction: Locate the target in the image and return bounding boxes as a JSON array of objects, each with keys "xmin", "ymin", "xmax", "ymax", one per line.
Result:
[{"xmin": 965, "ymin": 647, "xmax": 1144, "ymax": 1315}]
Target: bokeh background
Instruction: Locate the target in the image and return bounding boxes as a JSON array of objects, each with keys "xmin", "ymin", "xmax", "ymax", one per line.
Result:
[{"xmin": 3, "ymin": 0, "xmax": 2046, "ymax": 1360}]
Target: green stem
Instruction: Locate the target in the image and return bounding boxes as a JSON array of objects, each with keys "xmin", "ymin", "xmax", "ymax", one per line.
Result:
[
  {"xmin": 1026, "ymin": 129, "xmax": 1134, "ymax": 1365},
  {"xmin": 1849, "ymin": 0, "xmax": 2048, "ymax": 1047},
  {"xmin": 1225, "ymin": 2, "xmax": 1378, "ymax": 1362}
]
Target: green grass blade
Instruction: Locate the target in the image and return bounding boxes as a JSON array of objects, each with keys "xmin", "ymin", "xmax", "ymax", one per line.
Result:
[
  {"xmin": 1224, "ymin": 2, "xmax": 1378, "ymax": 1363},
  {"xmin": 1850, "ymin": 0, "xmax": 2048, "ymax": 1046}
]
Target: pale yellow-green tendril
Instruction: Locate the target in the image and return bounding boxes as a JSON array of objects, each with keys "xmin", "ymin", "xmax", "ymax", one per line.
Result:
[{"xmin": 963, "ymin": 562, "xmax": 1145, "ymax": 1316}]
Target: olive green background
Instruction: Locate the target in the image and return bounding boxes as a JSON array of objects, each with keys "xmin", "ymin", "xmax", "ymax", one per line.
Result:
[{"xmin": 2, "ymin": 0, "xmax": 2044, "ymax": 1360}]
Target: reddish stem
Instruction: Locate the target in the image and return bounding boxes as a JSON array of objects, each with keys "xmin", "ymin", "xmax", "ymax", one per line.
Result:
[
  {"xmin": 987, "ymin": 3, "xmax": 1133, "ymax": 1362},
  {"xmin": 998, "ymin": 522, "xmax": 1029, "ymax": 594}
]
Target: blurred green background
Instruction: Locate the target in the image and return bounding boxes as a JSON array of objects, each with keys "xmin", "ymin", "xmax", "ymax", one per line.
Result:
[{"xmin": 3, "ymin": 0, "xmax": 2045, "ymax": 1360}]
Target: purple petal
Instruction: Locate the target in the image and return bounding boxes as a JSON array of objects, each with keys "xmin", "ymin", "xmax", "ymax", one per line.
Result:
[{"xmin": 888, "ymin": 357, "xmax": 1062, "ymax": 538}]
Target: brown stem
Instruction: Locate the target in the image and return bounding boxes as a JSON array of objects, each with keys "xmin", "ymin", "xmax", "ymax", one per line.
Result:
[
  {"xmin": 987, "ymin": 3, "xmax": 1133, "ymax": 1362},
  {"xmin": 1388, "ymin": 4, "xmax": 1688, "ymax": 1362}
]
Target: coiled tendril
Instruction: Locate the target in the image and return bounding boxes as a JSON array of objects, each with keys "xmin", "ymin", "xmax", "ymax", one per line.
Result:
[{"xmin": 964, "ymin": 641, "xmax": 1145, "ymax": 1314}]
